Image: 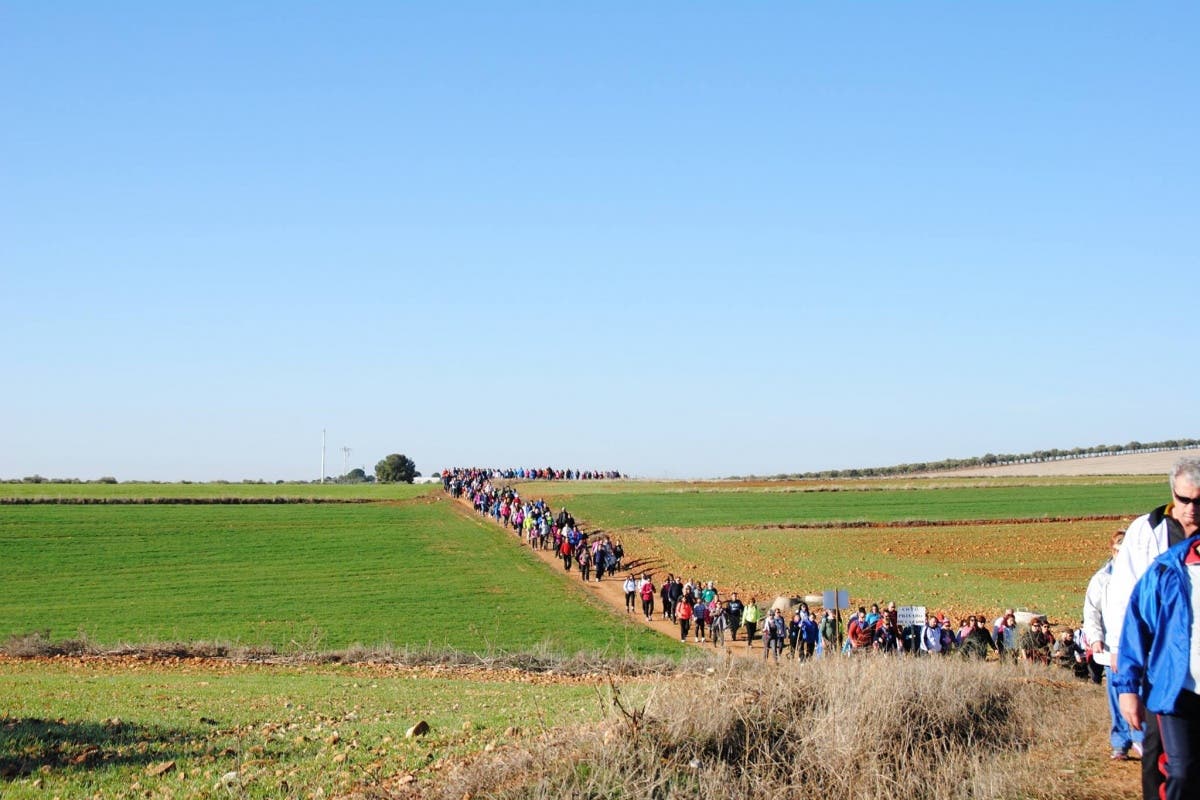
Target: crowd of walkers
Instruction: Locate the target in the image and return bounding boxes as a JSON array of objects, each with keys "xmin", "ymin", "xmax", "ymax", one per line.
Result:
[
  {"xmin": 445, "ymin": 469, "xmax": 628, "ymax": 581},
  {"xmin": 441, "ymin": 468, "xmax": 1092, "ymax": 671},
  {"xmin": 635, "ymin": 579, "xmax": 1093, "ymax": 672},
  {"xmin": 442, "ymin": 466, "xmax": 622, "ymax": 483}
]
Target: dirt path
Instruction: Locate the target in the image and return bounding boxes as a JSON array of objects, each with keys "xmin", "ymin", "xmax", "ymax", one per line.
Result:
[{"xmin": 446, "ymin": 495, "xmax": 759, "ymax": 659}]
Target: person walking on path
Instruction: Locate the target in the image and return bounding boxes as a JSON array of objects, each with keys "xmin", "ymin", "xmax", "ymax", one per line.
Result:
[
  {"xmin": 577, "ymin": 544, "xmax": 591, "ymax": 582},
  {"xmin": 1115, "ymin": 532, "xmax": 1200, "ymax": 800},
  {"xmin": 558, "ymin": 536, "xmax": 573, "ymax": 571},
  {"xmin": 1106, "ymin": 457, "xmax": 1200, "ymax": 800},
  {"xmin": 710, "ymin": 601, "xmax": 728, "ymax": 647},
  {"xmin": 920, "ymin": 614, "xmax": 943, "ymax": 656},
  {"xmin": 820, "ymin": 610, "xmax": 839, "ymax": 655},
  {"xmin": 799, "ymin": 612, "xmax": 819, "ymax": 659},
  {"xmin": 1084, "ymin": 530, "xmax": 1142, "ymax": 761},
  {"xmin": 623, "ymin": 574, "xmax": 637, "ymax": 613},
  {"xmin": 640, "ymin": 576, "xmax": 656, "ymax": 621},
  {"xmin": 661, "ymin": 577, "xmax": 674, "ymax": 622},
  {"xmin": 762, "ymin": 609, "xmax": 785, "ymax": 663},
  {"xmin": 692, "ymin": 597, "xmax": 709, "ymax": 643},
  {"xmin": 676, "ymin": 596, "xmax": 694, "ymax": 643},
  {"xmin": 743, "ymin": 598, "xmax": 761, "ymax": 648},
  {"xmin": 667, "ymin": 577, "xmax": 683, "ymax": 624},
  {"xmin": 727, "ymin": 593, "xmax": 744, "ymax": 641}
]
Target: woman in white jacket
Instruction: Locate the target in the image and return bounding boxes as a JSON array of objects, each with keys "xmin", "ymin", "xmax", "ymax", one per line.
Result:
[{"xmin": 1084, "ymin": 530, "xmax": 1143, "ymax": 760}]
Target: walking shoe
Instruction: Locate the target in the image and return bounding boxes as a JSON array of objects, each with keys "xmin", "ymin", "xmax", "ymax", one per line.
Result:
[
  {"xmin": 1110, "ymin": 751, "xmax": 1128, "ymax": 761},
  {"xmin": 1131, "ymin": 742, "xmax": 1143, "ymax": 758}
]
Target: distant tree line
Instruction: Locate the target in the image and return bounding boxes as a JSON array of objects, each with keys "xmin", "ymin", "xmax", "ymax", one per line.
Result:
[{"xmin": 734, "ymin": 438, "xmax": 1200, "ymax": 480}]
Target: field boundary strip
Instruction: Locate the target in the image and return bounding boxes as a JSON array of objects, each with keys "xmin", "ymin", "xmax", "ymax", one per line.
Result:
[
  {"xmin": 616, "ymin": 513, "xmax": 1132, "ymax": 532},
  {"xmin": 0, "ymin": 497, "xmax": 378, "ymax": 505}
]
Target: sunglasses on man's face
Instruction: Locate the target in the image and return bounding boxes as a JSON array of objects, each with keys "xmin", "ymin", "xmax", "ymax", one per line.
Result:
[{"xmin": 1174, "ymin": 492, "xmax": 1200, "ymax": 506}]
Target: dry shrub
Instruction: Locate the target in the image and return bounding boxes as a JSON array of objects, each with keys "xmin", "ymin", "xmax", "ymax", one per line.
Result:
[
  {"xmin": 430, "ymin": 657, "xmax": 1104, "ymax": 800},
  {"xmin": 1, "ymin": 630, "xmax": 96, "ymax": 657}
]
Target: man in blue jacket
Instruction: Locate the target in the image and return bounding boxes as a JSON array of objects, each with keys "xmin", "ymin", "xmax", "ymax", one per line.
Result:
[{"xmin": 1115, "ymin": 533, "xmax": 1200, "ymax": 800}]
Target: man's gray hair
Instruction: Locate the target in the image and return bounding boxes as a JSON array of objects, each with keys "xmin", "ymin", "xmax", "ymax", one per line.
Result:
[{"xmin": 1170, "ymin": 456, "xmax": 1200, "ymax": 492}]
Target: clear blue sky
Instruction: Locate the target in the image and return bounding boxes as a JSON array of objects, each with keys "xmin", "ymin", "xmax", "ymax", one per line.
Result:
[{"xmin": 3, "ymin": 3, "xmax": 1196, "ymax": 481}]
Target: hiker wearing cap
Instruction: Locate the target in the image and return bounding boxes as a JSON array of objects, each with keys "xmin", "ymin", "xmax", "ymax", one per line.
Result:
[{"xmin": 1106, "ymin": 457, "xmax": 1200, "ymax": 800}]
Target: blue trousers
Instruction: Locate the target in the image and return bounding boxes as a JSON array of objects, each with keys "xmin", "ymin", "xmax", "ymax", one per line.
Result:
[{"xmin": 1106, "ymin": 666, "xmax": 1143, "ymax": 752}]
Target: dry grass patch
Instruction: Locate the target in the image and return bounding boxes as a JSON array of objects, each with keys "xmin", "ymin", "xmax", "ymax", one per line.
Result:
[{"xmin": 418, "ymin": 657, "xmax": 1107, "ymax": 800}]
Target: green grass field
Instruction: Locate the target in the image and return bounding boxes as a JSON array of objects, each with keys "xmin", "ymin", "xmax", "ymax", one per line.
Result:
[
  {"xmin": 0, "ymin": 482, "xmax": 435, "ymax": 501},
  {"xmin": 0, "ymin": 657, "xmax": 610, "ymax": 799},
  {"xmin": 3, "ymin": 478, "xmax": 1168, "ymax": 648},
  {"xmin": 0, "ymin": 499, "xmax": 679, "ymax": 655},
  {"xmin": 528, "ymin": 481, "xmax": 1166, "ymax": 527}
]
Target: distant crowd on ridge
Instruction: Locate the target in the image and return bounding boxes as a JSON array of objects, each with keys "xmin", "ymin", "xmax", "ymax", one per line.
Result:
[{"xmin": 441, "ymin": 466, "xmax": 623, "ymax": 481}]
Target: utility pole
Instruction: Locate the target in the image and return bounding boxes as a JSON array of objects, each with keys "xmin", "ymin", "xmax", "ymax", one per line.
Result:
[
  {"xmin": 321, "ymin": 429, "xmax": 326, "ymax": 484},
  {"xmin": 341, "ymin": 446, "xmax": 352, "ymax": 478}
]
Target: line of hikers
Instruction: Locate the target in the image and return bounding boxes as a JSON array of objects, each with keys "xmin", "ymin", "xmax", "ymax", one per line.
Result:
[
  {"xmin": 626, "ymin": 576, "xmax": 1091, "ymax": 671},
  {"xmin": 446, "ymin": 471, "xmax": 627, "ymax": 581},
  {"xmin": 441, "ymin": 466, "xmax": 622, "ymax": 484}
]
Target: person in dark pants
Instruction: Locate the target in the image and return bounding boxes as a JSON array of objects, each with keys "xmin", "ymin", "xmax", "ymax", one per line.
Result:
[
  {"xmin": 742, "ymin": 598, "xmax": 761, "ymax": 648},
  {"xmin": 559, "ymin": 537, "xmax": 573, "ymax": 571},
  {"xmin": 1116, "ymin": 533, "xmax": 1200, "ymax": 800},
  {"xmin": 726, "ymin": 593, "xmax": 744, "ymax": 641},
  {"xmin": 660, "ymin": 576, "xmax": 673, "ymax": 622},
  {"xmin": 1107, "ymin": 458, "xmax": 1200, "ymax": 799}
]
